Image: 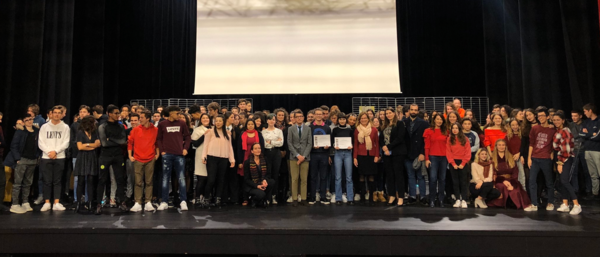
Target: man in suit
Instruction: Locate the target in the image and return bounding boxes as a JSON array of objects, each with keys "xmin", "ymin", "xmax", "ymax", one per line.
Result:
[
  {"xmin": 403, "ymin": 104, "xmax": 429, "ymax": 205},
  {"xmin": 287, "ymin": 110, "xmax": 312, "ymax": 207}
]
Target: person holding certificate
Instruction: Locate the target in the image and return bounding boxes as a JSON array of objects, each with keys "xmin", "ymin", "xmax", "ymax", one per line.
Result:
[
  {"xmin": 380, "ymin": 107, "xmax": 407, "ymax": 206},
  {"xmin": 331, "ymin": 113, "xmax": 354, "ymax": 205},
  {"xmin": 309, "ymin": 108, "xmax": 332, "ymax": 205},
  {"xmin": 353, "ymin": 112, "xmax": 380, "ymax": 205}
]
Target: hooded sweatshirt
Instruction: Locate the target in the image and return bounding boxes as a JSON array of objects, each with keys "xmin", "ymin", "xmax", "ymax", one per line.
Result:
[{"xmin": 38, "ymin": 120, "xmax": 70, "ymax": 159}]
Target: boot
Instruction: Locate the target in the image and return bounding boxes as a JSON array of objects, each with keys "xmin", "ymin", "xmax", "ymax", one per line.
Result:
[{"xmin": 378, "ymin": 191, "xmax": 387, "ymax": 203}]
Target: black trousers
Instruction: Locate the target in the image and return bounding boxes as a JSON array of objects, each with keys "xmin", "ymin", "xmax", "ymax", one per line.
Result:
[
  {"xmin": 195, "ymin": 175, "xmax": 207, "ymax": 198},
  {"xmin": 264, "ymin": 148, "xmax": 282, "ymax": 198},
  {"xmin": 205, "ymin": 156, "xmax": 229, "ymax": 199},
  {"xmin": 450, "ymin": 160, "xmax": 470, "ymax": 201},
  {"xmin": 77, "ymin": 175, "xmax": 95, "ymax": 203},
  {"xmin": 225, "ymin": 166, "xmax": 239, "ymax": 203},
  {"xmin": 469, "ymin": 182, "xmax": 501, "ymax": 200},
  {"xmin": 0, "ymin": 156, "xmax": 5, "ymax": 204},
  {"xmin": 383, "ymin": 155, "xmax": 406, "ymax": 197},
  {"xmin": 97, "ymin": 155, "xmax": 125, "ymax": 203},
  {"xmin": 40, "ymin": 159, "xmax": 65, "ymax": 201},
  {"xmin": 248, "ymin": 178, "xmax": 275, "ymax": 202}
]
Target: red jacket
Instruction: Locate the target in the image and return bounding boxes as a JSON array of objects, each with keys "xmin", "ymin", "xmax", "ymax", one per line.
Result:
[
  {"xmin": 446, "ymin": 137, "xmax": 471, "ymax": 166},
  {"xmin": 484, "ymin": 128, "xmax": 507, "ymax": 151},
  {"xmin": 127, "ymin": 123, "xmax": 158, "ymax": 163},
  {"xmin": 423, "ymin": 128, "xmax": 447, "ymax": 160},
  {"xmin": 353, "ymin": 126, "xmax": 380, "ymax": 159}
]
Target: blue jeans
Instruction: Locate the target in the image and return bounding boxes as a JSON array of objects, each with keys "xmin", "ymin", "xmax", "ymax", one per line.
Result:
[
  {"xmin": 334, "ymin": 150, "xmax": 353, "ymax": 201},
  {"xmin": 428, "ymin": 155, "xmax": 448, "ymax": 202},
  {"xmin": 161, "ymin": 154, "xmax": 187, "ymax": 202},
  {"xmin": 72, "ymin": 158, "xmax": 89, "ymax": 202},
  {"xmin": 405, "ymin": 158, "xmax": 426, "ymax": 198},
  {"xmin": 529, "ymin": 158, "xmax": 554, "ymax": 206},
  {"xmin": 310, "ymin": 153, "xmax": 329, "ymax": 201}
]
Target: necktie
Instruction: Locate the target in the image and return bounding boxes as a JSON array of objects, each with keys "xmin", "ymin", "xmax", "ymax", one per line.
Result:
[{"xmin": 298, "ymin": 125, "xmax": 302, "ymax": 139}]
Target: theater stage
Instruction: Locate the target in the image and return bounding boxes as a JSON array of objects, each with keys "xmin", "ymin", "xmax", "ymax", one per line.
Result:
[{"xmin": 1, "ymin": 199, "xmax": 599, "ymax": 256}]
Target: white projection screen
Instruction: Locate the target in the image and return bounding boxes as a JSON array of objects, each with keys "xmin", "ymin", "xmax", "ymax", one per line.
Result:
[{"xmin": 194, "ymin": 0, "xmax": 400, "ymax": 95}]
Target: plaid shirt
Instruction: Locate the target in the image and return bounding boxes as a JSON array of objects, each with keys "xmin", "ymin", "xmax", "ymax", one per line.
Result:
[{"xmin": 553, "ymin": 127, "xmax": 574, "ymax": 163}]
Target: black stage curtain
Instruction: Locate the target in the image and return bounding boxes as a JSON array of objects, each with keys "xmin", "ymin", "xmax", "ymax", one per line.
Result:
[{"xmin": 1, "ymin": 0, "xmax": 599, "ymax": 145}]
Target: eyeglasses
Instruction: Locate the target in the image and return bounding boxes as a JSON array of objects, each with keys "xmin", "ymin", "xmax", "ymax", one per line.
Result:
[{"xmin": 24, "ymin": 119, "xmax": 33, "ymax": 122}]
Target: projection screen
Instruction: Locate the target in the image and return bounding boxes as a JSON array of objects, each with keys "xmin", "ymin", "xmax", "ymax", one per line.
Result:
[{"xmin": 194, "ymin": 0, "xmax": 400, "ymax": 95}]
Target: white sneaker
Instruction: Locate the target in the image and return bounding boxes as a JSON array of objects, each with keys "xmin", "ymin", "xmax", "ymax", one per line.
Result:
[
  {"xmin": 40, "ymin": 203, "xmax": 52, "ymax": 212},
  {"xmin": 524, "ymin": 205, "xmax": 538, "ymax": 212},
  {"xmin": 298, "ymin": 194, "xmax": 302, "ymax": 202},
  {"xmin": 354, "ymin": 194, "xmax": 361, "ymax": 201},
  {"xmin": 308, "ymin": 201, "xmax": 316, "ymax": 205},
  {"xmin": 316, "ymin": 193, "xmax": 321, "ymax": 202},
  {"xmin": 287, "ymin": 196, "xmax": 293, "ymax": 203},
  {"xmin": 557, "ymin": 203, "xmax": 570, "ymax": 213},
  {"xmin": 365, "ymin": 192, "xmax": 369, "ymax": 200},
  {"xmin": 271, "ymin": 196, "xmax": 278, "ymax": 205},
  {"xmin": 570, "ymin": 205, "xmax": 582, "ymax": 215},
  {"xmin": 546, "ymin": 203, "xmax": 555, "ymax": 211},
  {"xmin": 180, "ymin": 201, "xmax": 188, "ymax": 211},
  {"xmin": 461, "ymin": 200, "xmax": 468, "ymax": 208},
  {"xmin": 144, "ymin": 202, "xmax": 155, "ymax": 211},
  {"xmin": 34, "ymin": 195, "xmax": 44, "ymax": 205},
  {"xmin": 10, "ymin": 205, "xmax": 26, "ymax": 214},
  {"xmin": 326, "ymin": 192, "xmax": 332, "ymax": 200},
  {"xmin": 453, "ymin": 200, "xmax": 461, "ymax": 208},
  {"xmin": 342, "ymin": 193, "xmax": 348, "ymax": 203},
  {"xmin": 130, "ymin": 203, "xmax": 142, "ymax": 212},
  {"xmin": 157, "ymin": 202, "xmax": 168, "ymax": 210},
  {"xmin": 330, "ymin": 197, "xmax": 336, "ymax": 204},
  {"xmin": 52, "ymin": 203, "xmax": 66, "ymax": 211},
  {"xmin": 21, "ymin": 203, "xmax": 33, "ymax": 212},
  {"xmin": 451, "ymin": 194, "xmax": 456, "ymax": 201}
]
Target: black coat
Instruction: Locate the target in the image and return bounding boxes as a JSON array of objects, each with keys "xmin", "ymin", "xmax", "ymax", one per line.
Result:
[
  {"xmin": 243, "ymin": 158, "xmax": 271, "ymax": 192},
  {"xmin": 380, "ymin": 121, "xmax": 407, "ymax": 156},
  {"xmin": 403, "ymin": 117, "xmax": 429, "ymax": 160},
  {"xmin": 4, "ymin": 127, "xmax": 41, "ymax": 169}
]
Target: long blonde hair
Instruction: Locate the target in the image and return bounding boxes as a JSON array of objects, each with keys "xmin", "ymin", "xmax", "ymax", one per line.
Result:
[
  {"xmin": 506, "ymin": 118, "xmax": 521, "ymax": 139},
  {"xmin": 491, "ymin": 139, "xmax": 515, "ymax": 169}
]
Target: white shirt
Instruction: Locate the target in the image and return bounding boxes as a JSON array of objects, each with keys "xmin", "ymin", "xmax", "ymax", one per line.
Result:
[{"xmin": 262, "ymin": 128, "xmax": 284, "ymax": 149}]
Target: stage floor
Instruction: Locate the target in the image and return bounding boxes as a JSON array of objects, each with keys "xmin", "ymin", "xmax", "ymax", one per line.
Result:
[{"xmin": 2, "ymin": 198, "xmax": 600, "ymax": 256}]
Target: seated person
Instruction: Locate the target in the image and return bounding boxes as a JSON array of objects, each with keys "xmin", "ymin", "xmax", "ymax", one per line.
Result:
[
  {"xmin": 244, "ymin": 143, "xmax": 275, "ymax": 208},
  {"xmin": 487, "ymin": 140, "xmax": 533, "ymax": 210},
  {"xmin": 470, "ymin": 148, "xmax": 501, "ymax": 208}
]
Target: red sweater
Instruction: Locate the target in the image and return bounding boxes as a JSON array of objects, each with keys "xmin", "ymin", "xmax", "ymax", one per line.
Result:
[
  {"xmin": 484, "ymin": 128, "xmax": 507, "ymax": 151},
  {"xmin": 423, "ymin": 128, "xmax": 447, "ymax": 160},
  {"xmin": 529, "ymin": 125, "xmax": 555, "ymax": 159},
  {"xmin": 353, "ymin": 127, "xmax": 380, "ymax": 159},
  {"xmin": 156, "ymin": 119, "xmax": 191, "ymax": 155},
  {"xmin": 505, "ymin": 135, "xmax": 521, "ymax": 156},
  {"xmin": 127, "ymin": 124, "xmax": 158, "ymax": 163},
  {"xmin": 446, "ymin": 137, "xmax": 471, "ymax": 166}
]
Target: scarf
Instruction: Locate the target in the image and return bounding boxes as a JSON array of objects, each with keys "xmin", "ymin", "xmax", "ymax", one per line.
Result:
[
  {"xmin": 357, "ymin": 124, "xmax": 372, "ymax": 151},
  {"xmin": 242, "ymin": 129, "xmax": 257, "ymax": 151},
  {"xmin": 249, "ymin": 156, "xmax": 268, "ymax": 184},
  {"xmin": 477, "ymin": 160, "xmax": 492, "ymax": 178}
]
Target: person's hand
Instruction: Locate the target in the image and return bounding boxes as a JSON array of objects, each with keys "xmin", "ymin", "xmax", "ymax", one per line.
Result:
[
  {"xmin": 297, "ymin": 155, "xmax": 305, "ymax": 163},
  {"xmin": 583, "ymin": 128, "xmax": 588, "ymax": 133},
  {"xmin": 277, "ymin": 138, "xmax": 282, "ymax": 141},
  {"xmin": 48, "ymin": 151, "xmax": 57, "ymax": 159},
  {"xmin": 528, "ymin": 158, "xmax": 532, "ymax": 169},
  {"xmin": 458, "ymin": 165, "xmax": 464, "ymax": 169},
  {"xmin": 183, "ymin": 149, "xmax": 188, "ymax": 156},
  {"xmin": 418, "ymin": 154, "xmax": 425, "ymax": 162},
  {"xmin": 267, "ymin": 140, "xmax": 271, "ymax": 144},
  {"xmin": 476, "ymin": 182, "xmax": 482, "ymax": 189},
  {"xmin": 347, "ymin": 146, "xmax": 352, "ymax": 150},
  {"xmin": 335, "ymin": 146, "xmax": 340, "ymax": 150},
  {"xmin": 155, "ymin": 154, "xmax": 160, "ymax": 161},
  {"xmin": 129, "ymin": 156, "xmax": 135, "ymax": 163},
  {"xmin": 329, "ymin": 157, "xmax": 332, "ymax": 165},
  {"xmin": 425, "ymin": 160, "xmax": 431, "ymax": 168},
  {"xmin": 17, "ymin": 160, "xmax": 20, "ymax": 164},
  {"xmin": 557, "ymin": 165, "xmax": 563, "ymax": 174},
  {"xmin": 203, "ymin": 158, "xmax": 207, "ymax": 164},
  {"xmin": 520, "ymin": 156, "xmax": 524, "ymax": 165},
  {"xmin": 324, "ymin": 146, "xmax": 329, "ymax": 150},
  {"xmin": 162, "ymin": 152, "xmax": 166, "ymax": 156},
  {"xmin": 382, "ymin": 146, "xmax": 388, "ymax": 152},
  {"xmin": 374, "ymin": 157, "xmax": 379, "ymax": 163},
  {"xmin": 238, "ymin": 164, "xmax": 243, "ymax": 169},
  {"xmin": 513, "ymin": 154, "xmax": 520, "ymax": 161},
  {"xmin": 230, "ymin": 161, "xmax": 235, "ymax": 168},
  {"xmin": 453, "ymin": 165, "xmax": 459, "ymax": 169},
  {"xmin": 262, "ymin": 180, "xmax": 268, "ymax": 186},
  {"xmin": 280, "ymin": 151, "xmax": 286, "ymax": 158},
  {"xmin": 385, "ymin": 150, "xmax": 391, "ymax": 156},
  {"xmin": 354, "ymin": 158, "xmax": 358, "ymax": 167},
  {"xmin": 314, "ymin": 146, "xmax": 319, "ymax": 149}
]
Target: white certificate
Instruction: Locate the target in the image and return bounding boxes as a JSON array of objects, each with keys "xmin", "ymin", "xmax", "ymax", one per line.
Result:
[
  {"xmin": 313, "ymin": 135, "xmax": 331, "ymax": 147},
  {"xmin": 334, "ymin": 137, "xmax": 352, "ymax": 149}
]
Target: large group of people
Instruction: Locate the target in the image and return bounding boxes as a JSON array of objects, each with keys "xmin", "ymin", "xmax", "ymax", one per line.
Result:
[{"xmin": 0, "ymin": 99, "xmax": 598, "ymax": 217}]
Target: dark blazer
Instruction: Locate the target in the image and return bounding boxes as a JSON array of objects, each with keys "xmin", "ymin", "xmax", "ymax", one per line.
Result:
[
  {"xmin": 4, "ymin": 127, "xmax": 41, "ymax": 169},
  {"xmin": 236, "ymin": 130, "xmax": 265, "ymax": 166},
  {"xmin": 403, "ymin": 117, "xmax": 429, "ymax": 160},
  {"xmin": 243, "ymin": 158, "xmax": 271, "ymax": 192},
  {"xmin": 380, "ymin": 121, "xmax": 407, "ymax": 156}
]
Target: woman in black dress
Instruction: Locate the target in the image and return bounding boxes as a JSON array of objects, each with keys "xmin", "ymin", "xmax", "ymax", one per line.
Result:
[{"xmin": 74, "ymin": 116, "xmax": 101, "ymax": 213}]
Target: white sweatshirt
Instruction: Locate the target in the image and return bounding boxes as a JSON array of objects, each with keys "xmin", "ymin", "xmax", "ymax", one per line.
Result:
[{"xmin": 38, "ymin": 120, "xmax": 71, "ymax": 159}]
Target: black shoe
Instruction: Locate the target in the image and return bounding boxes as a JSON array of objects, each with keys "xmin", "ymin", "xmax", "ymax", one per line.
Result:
[
  {"xmin": 300, "ymin": 200, "xmax": 307, "ymax": 206},
  {"xmin": 292, "ymin": 202, "xmax": 298, "ymax": 207},
  {"xmin": 95, "ymin": 204, "xmax": 102, "ymax": 215},
  {"xmin": 386, "ymin": 198, "xmax": 397, "ymax": 206},
  {"xmin": 407, "ymin": 197, "xmax": 417, "ymax": 205},
  {"xmin": 119, "ymin": 201, "xmax": 129, "ymax": 212},
  {"xmin": 420, "ymin": 197, "xmax": 429, "ymax": 206},
  {"xmin": 438, "ymin": 200, "xmax": 445, "ymax": 208},
  {"xmin": 429, "ymin": 200, "xmax": 435, "ymax": 208},
  {"xmin": 215, "ymin": 197, "xmax": 222, "ymax": 208},
  {"xmin": 336, "ymin": 201, "xmax": 342, "ymax": 205},
  {"xmin": 348, "ymin": 201, "xmax": 355, "ymax": 206}
]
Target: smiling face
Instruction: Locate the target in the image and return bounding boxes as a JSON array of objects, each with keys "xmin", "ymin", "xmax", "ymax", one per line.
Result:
[{"xmin": 251, "ymin": 143, "xmax": 262, "ymax": 157}]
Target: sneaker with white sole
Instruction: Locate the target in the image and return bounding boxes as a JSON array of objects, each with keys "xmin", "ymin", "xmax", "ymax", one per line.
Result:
[
  {"xmin": 40, "ymin": 203, "xmax": 52, "ymax": 212},
  {"xmin": 461, "ymin": 200, "xmax": 468, "ymax": 208},
  {"xmin": 271, "ymin": 196, "xmax": 278, "ymax": 205},
  {"xmin": 308, "ymin": 200, "xmax": 316, "ymax": 205},
  {"xmin": 365, "ymin": 192, "xmax": 369, "ymax": 200},
  {"xmin": 34, "ymin": 195, "xmax": 44, "ymax": 205},
  {"xmin": 130, "ymin": 203, "xmax": 142, "ymax": 212},
  {"xmin": 546, "ymin": 203, "xmax": 555, "ymax": 211},
  {"xmin": 342, "ymin": 193, "xmax": 348, "ymax": 203},
  {"xmin": 354, "ymin": 194, "xmax": 361, "ymax": 201},
  {"xmin": 322, "ymin": 200, "xmax": 330, "ymax": 205},
  {"xmin": 330, "ymin": 197, "xmax": 336, "ymax": 204},
  {"xmin": 287, "ymin": 196, "xmax": 293, "ymax": 203},
  {"xmin": 557, "ymin": 203, "xmax": 570, "ymax": 213},
  {"xmin": 315, "ymin": 193, "xmax": 321, "ymax": 202},
  {"xmin": 10, "ymin": 205, "xmax": 26, "ymax": 214},
  {"xmin": 52, "ymin": 203, "xmax": 66, "ymax": 211},
  {"xmin": 453, "ymin": 200, "xmax": 461, "ymax": 208},
  {"xmin": 180, "ymin": 201, "xmax": 188, "ymax": 211},
  {"xmin": 326, "ymin": 192, "xmax": 332, "ymax": 200},
  {"xmin": 524, "ymin": 205, "xmax": 538, "ymax": 212},
  {"xmin": 21, "ymin": 203, "xmax": 33, "ymax": 212},
  {"xmin": 157, "ymin": 202, "xmax": 168, "ymax": 210},
  {"xmin": 145, "ymin": 202, "xmax": 155, "ymax": 211},
  {"xmin": 570, "ymin": 205, "xmax": 582, "ymax": 215},
  {"xmin": 298, "ymin": 194, "xmax": 302, "ymax": 202}
]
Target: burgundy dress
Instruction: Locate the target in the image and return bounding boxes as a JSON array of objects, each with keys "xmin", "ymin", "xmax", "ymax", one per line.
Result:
[{"xmin": 487, "ymin": 156, "xmax": 531, "ymax": 209}]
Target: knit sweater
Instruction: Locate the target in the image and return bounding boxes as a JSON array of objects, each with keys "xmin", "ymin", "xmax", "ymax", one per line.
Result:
[
  {"xmin": 38, "ymin": 120, "xmax": 70, "ymax": 159},
  {"xmin": 423, "ymin": 128, "xmax": 447, "ymax": 160}
]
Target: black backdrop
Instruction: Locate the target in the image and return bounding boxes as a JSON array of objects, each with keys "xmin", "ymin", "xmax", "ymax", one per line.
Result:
[{"xmin": 1, "ymin": 0, "xmax": 599, "ymax": 142}]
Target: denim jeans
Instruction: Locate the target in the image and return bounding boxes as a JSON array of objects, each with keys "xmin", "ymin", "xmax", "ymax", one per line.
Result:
[
  {"xmin": 162, "ymin": 153, "xmax": 187, "ymax": 202},
  {"xmin": 334, "ymin": 150, "xmax": 353, "ymax": 201},
  {"xmin": 405, "ymin": 158, "xmax": 426, "ymax": 198},
  {"xmin": 310, "ymin": 153, "xmax": 329, "ymax": 201},
  {"xmin": 428, "ymin": 155, "xmax": 448, "ymax": 202},
  {"xmin": 529, "ymin": 158, "xmax": 554, "ymax": 206}
]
